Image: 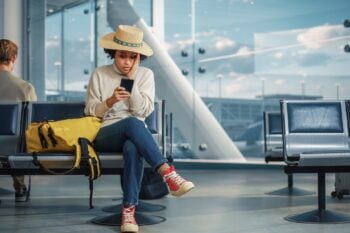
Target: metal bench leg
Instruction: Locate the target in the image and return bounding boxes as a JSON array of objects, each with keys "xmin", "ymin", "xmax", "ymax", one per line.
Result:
[
  {"xmin": 265, "ymin": 173, "xmax": 315, "ymax": 196},
  {"xmin": 285, "ymin": 172, "xmax": 350, "ymax": 223}
]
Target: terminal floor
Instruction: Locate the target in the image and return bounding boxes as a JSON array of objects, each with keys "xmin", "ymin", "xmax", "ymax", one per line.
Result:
[{"xmin": 1, "ymin": 168, "xmax": 350, "ymax": 233}]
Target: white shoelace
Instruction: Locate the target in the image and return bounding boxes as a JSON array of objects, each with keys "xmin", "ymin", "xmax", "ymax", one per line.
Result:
[
  {"xmin": 165, "ymin": 171, "xmax": 185, "ymax": 185},
  {"xmin": 123, "ymin": 207, "xmax": 135, "ymax": 224}
]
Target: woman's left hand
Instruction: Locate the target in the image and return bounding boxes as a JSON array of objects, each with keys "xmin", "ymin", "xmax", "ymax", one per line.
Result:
[{"xmin": 126, "ymin": 54, "xmax": 140, "ymax": 79}]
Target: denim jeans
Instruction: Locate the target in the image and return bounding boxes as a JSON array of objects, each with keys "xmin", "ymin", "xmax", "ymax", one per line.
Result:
[{"xmin": 94, "ymin": 117, "xmax": 168, "ymax": 206}]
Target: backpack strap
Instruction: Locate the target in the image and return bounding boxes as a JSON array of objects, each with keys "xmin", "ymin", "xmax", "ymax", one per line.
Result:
[
  {"xmin": 31, "ymin": 151, "xmax": 78, "ymax": 175},
  {"xmin": 78, "ymin": 137, "xmax": 101, "ymax": 180},
  {"xmin": 78, "ymin": 137, "xmax": 101, "ymax": 209},
  {"xmin": 37, "ymin": 124, "xmax": 48, "ymax": 149}
]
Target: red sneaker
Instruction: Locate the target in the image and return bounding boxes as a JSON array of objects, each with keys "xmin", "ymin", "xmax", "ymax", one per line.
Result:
[
  {"xmin": 163, "ymin": 166, "xmax": 195, "ymax": 197},
  {"xmin": 121, "ymin": 205, "xmax": 138, "ymax": 233}
]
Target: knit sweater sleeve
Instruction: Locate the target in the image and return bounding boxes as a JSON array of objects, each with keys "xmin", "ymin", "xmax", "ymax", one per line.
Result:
[
  {"xmin": 84, "ymin": 69, "xmax": 109, "ymax": 117},
  {"xmin": 129, "ymin": 68, "xmax": 155, "ymax": 118}
]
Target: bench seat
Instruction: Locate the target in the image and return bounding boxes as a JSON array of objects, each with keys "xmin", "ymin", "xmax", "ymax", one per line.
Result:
[{"xmin": 281, "ymin": 99, "xmax": 350, "ymax": 223}]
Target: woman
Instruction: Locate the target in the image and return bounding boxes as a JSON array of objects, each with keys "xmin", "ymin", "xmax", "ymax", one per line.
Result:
[{"xmin": 85, "ymin": 25, "xmax": 194, "ymax": 233}]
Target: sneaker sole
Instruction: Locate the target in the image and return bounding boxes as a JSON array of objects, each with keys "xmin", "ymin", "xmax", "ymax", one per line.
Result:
[
  {"xmin": 170, "ymin": 181, "xmax": 195, "ymax": 197},
  {"xmin": 121, "ymin": 223, "xmax": 139, "ymax": 233}
]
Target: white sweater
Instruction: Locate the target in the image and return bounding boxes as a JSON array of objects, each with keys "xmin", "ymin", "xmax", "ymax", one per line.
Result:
[{"xmin": 84, "ymin": 63, "xmax": 155, "ymax": 127}]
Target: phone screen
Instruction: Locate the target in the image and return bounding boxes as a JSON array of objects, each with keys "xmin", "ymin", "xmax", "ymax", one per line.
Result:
[{"xmin": 120, "ymin": 79, "xmax": 134, "ymax": 93}]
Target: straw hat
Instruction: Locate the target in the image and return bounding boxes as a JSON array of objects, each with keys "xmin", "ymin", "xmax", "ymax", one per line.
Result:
[{"xmin": 100, "ymin": 25, "xmax": 153, "ymax": 56}]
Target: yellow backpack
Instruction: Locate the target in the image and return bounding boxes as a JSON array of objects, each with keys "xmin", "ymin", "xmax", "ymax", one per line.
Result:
[{"xmin": 25, "ymin": 116, "xmax": 102, "ymax": 180}]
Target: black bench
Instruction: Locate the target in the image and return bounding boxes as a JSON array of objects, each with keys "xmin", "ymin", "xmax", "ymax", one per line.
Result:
[{"xmin": 0, "ymin": 100, "xmax": 169, "ymax": 226}]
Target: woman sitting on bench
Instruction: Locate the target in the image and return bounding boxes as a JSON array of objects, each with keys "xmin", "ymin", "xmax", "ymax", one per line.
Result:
[{"xmin": 84, "ymin": 25, "xmax": 194, "ymax": 233}]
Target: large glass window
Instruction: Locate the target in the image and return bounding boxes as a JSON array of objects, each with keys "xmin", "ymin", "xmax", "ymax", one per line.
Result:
[
  {"xmin": 63, "ymin": 3, "xmax": 93, "ymax": 97},
  {"xmin": 46, "ymin": 13, "xmax": 62, "ymax": 97},
  {"xmin": 29, "ymin": 0, "xmax": 350, "ymax": 161},
  {"xmin": 160, "ymin": 0, "xmax": 350, "ymax": 159},
  {"xmin": 45, "ymin": 0, "xmax": 94, "ymax": 101}
]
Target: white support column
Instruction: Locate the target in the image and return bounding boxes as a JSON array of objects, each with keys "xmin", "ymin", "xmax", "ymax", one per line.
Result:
[
  {"xmin": 0, "ymin": 1, "xmax": 4, "ymax": 38},
  {"xmin": 151, "ymin": 0, "xmax": 164, "ymax": 42},
  {"xmin": 3, "ymin": 0, "xmax": 23, "ymax": 78}
]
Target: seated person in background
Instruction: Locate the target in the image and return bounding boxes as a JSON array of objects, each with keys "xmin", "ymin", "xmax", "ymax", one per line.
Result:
[
  {"xmin": 0, "ymin": 39, "xmax": 37, "ymax": 202},
  {"xmin": 85, "ymin": 25, "xmax": 195, "ymax": 233}
]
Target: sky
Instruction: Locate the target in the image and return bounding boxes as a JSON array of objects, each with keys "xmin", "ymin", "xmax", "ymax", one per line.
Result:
[{"xmin": 160, "ymin": 0, "xmax": 350, "ymax": 99}]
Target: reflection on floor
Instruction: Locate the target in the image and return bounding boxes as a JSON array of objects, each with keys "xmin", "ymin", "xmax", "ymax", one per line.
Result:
[{"xmin": 1, "ymin": 167, "xmax": 350, "ymax": 233}]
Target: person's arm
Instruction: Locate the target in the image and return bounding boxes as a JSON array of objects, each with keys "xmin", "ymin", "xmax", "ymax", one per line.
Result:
[
  {"xmin": 84, "ymin": 71, "xmax": 109, "ymax": 117},
  {"xmin": 26, "ymin": 84, "xmax": 37, "ymax": 101},
  {"xmin": 128, "ymin": 69, "xmax": 155, "ymax": 118}
]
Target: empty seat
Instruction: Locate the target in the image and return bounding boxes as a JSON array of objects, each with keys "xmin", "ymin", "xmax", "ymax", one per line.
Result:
[
  {"xmin": 0, "ymin": 101, "xmax": 23, "ymax": 166},
  {"xmin": 281, "ymin": 99, "xmax": 350, "ymax": 223},
  {"xmin": 263, "ymin": 111, "xmax": 283, "ymax": 162},
  {"xmin": 282, "ymin": 100, "xmax": 350, "ymax": 166},
  {"xmin": 263, "ymin": 110, "xmax": 314, "ymax": 196}
]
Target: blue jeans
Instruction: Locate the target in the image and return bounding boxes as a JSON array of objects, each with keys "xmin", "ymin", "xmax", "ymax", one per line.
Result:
[{"xmin": 94, "ymin": 117, "xmax": 168, "ymax": 206}]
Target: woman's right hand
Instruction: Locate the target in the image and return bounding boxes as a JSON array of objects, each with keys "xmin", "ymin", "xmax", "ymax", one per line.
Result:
[
  {"xmin": 106, "ymin": 86, "xmax": 130, "ymax": 108},
  {"xmin": 126, "ymin": 54, "xmax": 140, "ymax": 79}
]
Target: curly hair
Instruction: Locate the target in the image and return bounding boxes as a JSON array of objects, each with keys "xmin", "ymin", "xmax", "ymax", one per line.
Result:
[
  {"xmin": 104, "ymin": 49, "xmax": 147, "ymax": 61},
  {"xmin": 0, "ymin": 39, "xmax": 18, "ymax": 65}
]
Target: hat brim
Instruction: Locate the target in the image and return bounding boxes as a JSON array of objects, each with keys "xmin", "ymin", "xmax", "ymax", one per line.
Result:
[{"xmin": 100, "ymin": 32, "xmax": 153, "ymax": 56}]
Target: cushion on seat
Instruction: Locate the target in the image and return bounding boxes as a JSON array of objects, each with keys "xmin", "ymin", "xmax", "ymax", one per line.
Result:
[
  {"xmin": 287, "ymin": 103, "xmax": 343, "ymax": 133},
  {"xmin": 282, "ymin": 100, "xmax": 350, "ymax": 165}
]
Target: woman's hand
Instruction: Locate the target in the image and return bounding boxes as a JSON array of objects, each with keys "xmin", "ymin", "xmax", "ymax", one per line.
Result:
[
  {"xmin": 126, "ymin": 54, "xmax": 140, "ymax": 79},
  {"xmin": 106, "ymin": 86, "xmax": 130, "ymax": 108}
]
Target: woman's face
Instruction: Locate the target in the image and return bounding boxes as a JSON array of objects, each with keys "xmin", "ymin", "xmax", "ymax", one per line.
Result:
[{"xmin": 114, "ymin": 50, "xmax": 138, "ymax": 75}]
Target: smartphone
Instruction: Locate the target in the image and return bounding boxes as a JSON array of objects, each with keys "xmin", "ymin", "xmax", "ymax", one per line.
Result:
[{"xmin": 120, "ymin": 79, "xmax": 134, "ymax": 93}]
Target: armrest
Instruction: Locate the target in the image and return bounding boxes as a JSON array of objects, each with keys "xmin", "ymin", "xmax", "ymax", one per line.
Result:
[{"xmin": 298, "ymin": 151, "xmax": 350, "ymax": 166}]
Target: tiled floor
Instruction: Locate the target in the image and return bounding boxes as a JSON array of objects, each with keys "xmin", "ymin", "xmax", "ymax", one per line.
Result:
[{"xmin": 1, "ymin": 167, "xmax": 350, "ymax": 233}]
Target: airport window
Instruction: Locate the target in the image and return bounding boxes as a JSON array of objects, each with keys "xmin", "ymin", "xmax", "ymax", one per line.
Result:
[
  {"xmin": 162, "ymin": 0, "xmax": 350, "ymax": 159},
  {"xmin": 25, "ymin": 0, "xmax": 350, "ymax": 161},
  {"xmin": 45, "ymin": 1, "xmax": 93, "ymax": 101}
]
